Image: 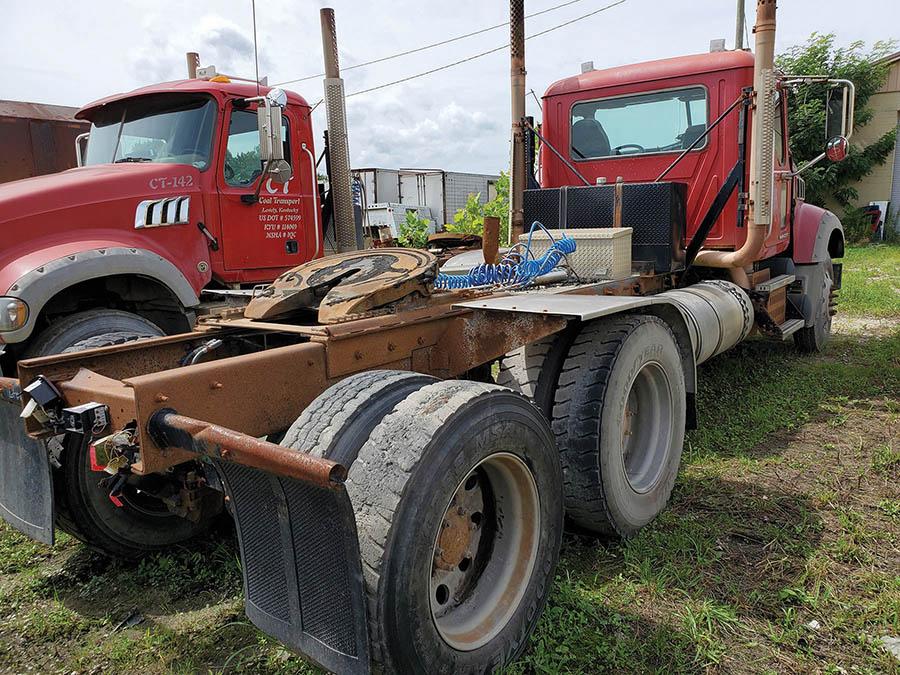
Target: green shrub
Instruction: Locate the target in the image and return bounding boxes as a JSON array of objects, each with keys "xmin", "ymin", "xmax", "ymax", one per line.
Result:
[{"xmin": 398, "ymin": 209, "xmax": 430, "ymax": 249}]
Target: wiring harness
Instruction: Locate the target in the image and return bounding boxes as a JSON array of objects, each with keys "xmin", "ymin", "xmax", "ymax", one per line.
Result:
[{"xmin": 434, "ymin": 221, "xmax": 576, "ymax": 290}]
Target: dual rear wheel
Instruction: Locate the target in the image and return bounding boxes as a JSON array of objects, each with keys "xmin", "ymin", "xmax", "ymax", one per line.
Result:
[
  {"xmin": 27, "ymin": 309, "xmax": 219, "ymax": 558},
  {"xmin": 282, "ymin": 374, "xmax": 563, "ymax": 673},
  {"xmin": 502, "ymin": 314, "xmax": 687, "ymax": 536}
]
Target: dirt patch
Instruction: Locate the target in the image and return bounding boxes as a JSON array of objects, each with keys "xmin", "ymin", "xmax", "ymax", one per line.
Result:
[{"xmin": 833, "ymin": 315, "xmax": 900, "ymax": 337}]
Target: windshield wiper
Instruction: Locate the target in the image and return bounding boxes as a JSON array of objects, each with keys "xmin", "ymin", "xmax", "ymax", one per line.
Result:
[{"xmin": 114, "ymin": 157, "xmax": 152, "ymax": 163}]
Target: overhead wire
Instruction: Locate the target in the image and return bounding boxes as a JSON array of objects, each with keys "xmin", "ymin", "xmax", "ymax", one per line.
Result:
[
  {"xmin": 275, "ymin": 0, "xmax": 609, "ymax": 87},
  {"xmin": 343, "ymin": 0, "xmax": 628, "ymax": 100}
]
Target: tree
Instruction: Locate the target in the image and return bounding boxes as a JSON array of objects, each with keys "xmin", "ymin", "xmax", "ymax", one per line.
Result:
[
  {"xmin": 776, "ymin": 34, "xmax": 896, "ymax": 212},
  {"xmin": 446, "ymin": 171, "xmax": 511, "ymax": 243}
]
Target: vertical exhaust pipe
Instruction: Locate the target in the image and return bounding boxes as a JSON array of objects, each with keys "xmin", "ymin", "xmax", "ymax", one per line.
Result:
[
  {"xmin": 186, "ymin": 52, "xmax": 200, "ymax": 78},
  {"xmin": 320, "ymin": 8, "xmax": 358, "ymax": 252},
  {"xmin": 508, "ymin": 0, "xmax": 526, "ymax": 244},
  {"xmin": 692, "ymin": 0, "xmax": 777, "ymax": 287}
]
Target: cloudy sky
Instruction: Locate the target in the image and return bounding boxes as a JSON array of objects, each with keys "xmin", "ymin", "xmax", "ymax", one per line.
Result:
[{"xmin": 3, "ymin": 0, "xmax": 896, "ymax": 174}]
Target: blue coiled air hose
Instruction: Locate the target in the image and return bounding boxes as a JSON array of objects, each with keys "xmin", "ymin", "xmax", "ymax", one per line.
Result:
[{"xmin": 434, "ymin": 221, "xmax": 575, "ymax": 290}]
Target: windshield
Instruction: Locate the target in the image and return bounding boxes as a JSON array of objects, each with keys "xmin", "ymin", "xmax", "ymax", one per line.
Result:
[
  {"xmin": 571, "ymin": 87, "xmax": 708, "ymax": 159},
  {"xmin": 84, "ymin": 95, "xmax": 217, "ymax": 169}
]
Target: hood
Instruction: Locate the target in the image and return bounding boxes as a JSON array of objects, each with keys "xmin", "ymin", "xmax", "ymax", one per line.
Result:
[
  {"xmin": 0, "ymin": 163, "xmax": 206, "ymax": 278},
  {"xmin": 0, "ymin": 163, "xmax": 202, "ymax": 224}
]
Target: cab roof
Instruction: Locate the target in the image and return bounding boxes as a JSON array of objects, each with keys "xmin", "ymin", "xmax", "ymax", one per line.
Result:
[
  {"xmin": 544, "ymin": 50, "xmax": 755, "ymax": 98},
  {"xmin": 76, "ymin": 79, "xmax": 310, "ymax": 120}
]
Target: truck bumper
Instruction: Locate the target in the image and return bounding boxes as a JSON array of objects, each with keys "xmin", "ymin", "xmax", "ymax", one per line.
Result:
[{"xmin": 0, "ymin": 383, "xmax": 54, "ymax": 545}]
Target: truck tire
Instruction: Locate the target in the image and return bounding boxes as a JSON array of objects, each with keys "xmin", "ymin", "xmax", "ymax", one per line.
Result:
[
  {"xmin": 27, "ymin": 310, "xmax": 216, "ymax": 558},
  {"xmin": 496, "ymin": 327, "xmax": 575, "ymax": 418},
  {"xmin": 290, "ymin": 382, "xmax": 563, "ymax": 673},
  {"xmin": 346, "ymin": 381, "xmax": 563, "ymax": 673},
  {"xmin": 281, "ymin": 370, "xmax": 437, "ymax": 465},
  {"xmin": 794, "ymin": 261, "xmax": 834, "ymax": 353},
  {"xmin": 24, "ymin": 308, "xmax": 164, "ymax": 358},
  {"xmin": 552, "ymin": 315, "xmax": 686, "ymax": 537}
]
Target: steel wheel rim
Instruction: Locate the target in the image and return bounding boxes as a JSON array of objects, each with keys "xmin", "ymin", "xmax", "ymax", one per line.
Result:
[
  {"xmin": 429, "ymin": 452, "xmax": 540, "ymax": 651},
  {"xmin": 621, "ymin": 361, "xmax": 674, "ymax": 494}
]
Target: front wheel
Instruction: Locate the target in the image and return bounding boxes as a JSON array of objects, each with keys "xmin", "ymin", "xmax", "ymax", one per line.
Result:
[
  {"xmin": 794, "ymin": 260, "xmax": 834, "ymax": 353},
  {"xmin": 28, "ymin": 308, "xmax": 219, "ymax": 557}
]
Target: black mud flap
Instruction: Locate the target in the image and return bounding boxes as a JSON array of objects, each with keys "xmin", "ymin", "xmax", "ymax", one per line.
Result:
[
  {"xmin": 213, "ymin": 461, "xmax": 370, "ymax": 675},
  {"xmin": 0, "ymin": 393, "xmax": 53, "ymax": 544}
]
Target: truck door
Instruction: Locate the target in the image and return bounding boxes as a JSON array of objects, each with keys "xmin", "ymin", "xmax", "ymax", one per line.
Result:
[{"xmin": 216, "ymin": 102, "xmax": 305, "ymax": 272}]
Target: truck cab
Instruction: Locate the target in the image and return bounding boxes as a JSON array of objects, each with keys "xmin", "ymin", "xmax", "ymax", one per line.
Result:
[
  {"xmin": 0, "ymin": 79, "xmax": 320, "ymax": 369},
  {"xmin": 539, "ymin": 50, "xmax": 845, "ymax": 273}
]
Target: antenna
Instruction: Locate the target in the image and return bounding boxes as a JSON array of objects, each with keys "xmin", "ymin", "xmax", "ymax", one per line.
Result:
[{"xmin": 252, "ymin": 0, "xmax": 260, "ymax": 94}]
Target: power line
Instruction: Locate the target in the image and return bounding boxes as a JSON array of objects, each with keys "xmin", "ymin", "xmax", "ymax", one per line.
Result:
[
  {"xmin": 275, "ymin": 0, "xmax": 607, "ymax": 87},
  {"xmin": 343, "ymin": 0, "xmax": 628, "ymax": 100}
]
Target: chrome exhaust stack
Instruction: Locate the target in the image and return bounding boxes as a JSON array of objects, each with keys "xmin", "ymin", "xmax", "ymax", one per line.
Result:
[{"xmin": 320, "ymin": 8, "xmax": 359, "ymax": 253}]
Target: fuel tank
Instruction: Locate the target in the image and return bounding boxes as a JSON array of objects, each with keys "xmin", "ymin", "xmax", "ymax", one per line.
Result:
[{"xmin": 662, "ymin": 280, "xmax": 754, "ymax": 364}]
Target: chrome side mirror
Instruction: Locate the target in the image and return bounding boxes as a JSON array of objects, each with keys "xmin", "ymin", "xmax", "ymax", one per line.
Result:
[
  {"xmin": 251, "ymin": 93, "xmax": 293, "ymax": 184},
  {"xmin": 266, "ymin": 87, "xmax": 288, "ymax": 108},
  {"xmin": 825, "ymin": 136, "xmax": 849, "ymax": 162},
  {"xmin": 825, "ymin": 84, "xmax": 850, "ymax": 140}
]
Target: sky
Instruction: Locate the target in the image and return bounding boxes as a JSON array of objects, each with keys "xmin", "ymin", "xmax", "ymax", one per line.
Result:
[{"xmin": 2, "ymin": 0, "xmax": 897, "ymax": 174}]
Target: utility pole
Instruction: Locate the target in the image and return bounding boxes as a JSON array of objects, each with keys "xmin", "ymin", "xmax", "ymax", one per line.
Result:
[
  {"xmin": 734, "ymin": 0, "xmax": 745, "ymax": 50},
  {"xmin": 320, "ymin": 8, "xmax": 359, "ymax": 252},
  {"xmin": 508, "ymin": 0, "xmax": 526, "ymax": 245}
]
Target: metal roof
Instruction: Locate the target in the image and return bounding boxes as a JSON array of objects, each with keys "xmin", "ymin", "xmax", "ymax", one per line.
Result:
[
  {"xmin": 0, "ymin": 99, "xmax": 86, "ymax": 123},
  {"xmin": 544, "ymin": 50, "xmax": 755, "ymax": 98}
]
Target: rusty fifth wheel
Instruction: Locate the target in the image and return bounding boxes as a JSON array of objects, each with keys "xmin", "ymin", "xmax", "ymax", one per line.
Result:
[{"xmin": 285, "ymin": 378, "xmax": 563, "ymax": 672}]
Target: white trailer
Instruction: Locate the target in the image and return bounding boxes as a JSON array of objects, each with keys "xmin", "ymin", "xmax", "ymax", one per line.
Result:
[{"xmin": 354, "ymin": 167, "xmax": 500, "ymax": 228}]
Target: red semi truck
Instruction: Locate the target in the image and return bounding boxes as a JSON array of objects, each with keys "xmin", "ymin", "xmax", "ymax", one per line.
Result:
[{"xmin": 0, "ymin": 78, "xmax": 325, "ymax": 371}]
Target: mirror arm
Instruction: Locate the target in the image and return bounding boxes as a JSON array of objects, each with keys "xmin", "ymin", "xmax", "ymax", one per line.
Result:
[
  {"xmin": 74, "ymin": 132, "xmax": 89, "ymax": 167},
  {"xmin": 790, "ymin": 151, "xmax": 826, "ymax": 177}
]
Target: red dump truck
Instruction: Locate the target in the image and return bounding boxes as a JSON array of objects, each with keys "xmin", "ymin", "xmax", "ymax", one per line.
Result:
[{"xmin": 0, "ymin": 1, "xmax": 854, "ymax": 672}]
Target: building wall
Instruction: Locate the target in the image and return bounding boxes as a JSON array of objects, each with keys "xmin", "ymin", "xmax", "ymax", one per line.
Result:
[
  {"xmin": 0, "ymin": 100, "xmax": 88, "ymax": 184},
  {"xmin": 844, "ymin": 59, "xmax": 900, "ymax": 212}
]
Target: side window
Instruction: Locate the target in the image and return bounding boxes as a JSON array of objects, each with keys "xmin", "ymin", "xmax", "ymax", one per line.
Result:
[
  {"xmin": 223, "ymin": 109, "xmax": 291, "ymax": 187},
  {"xmin": 773, "ymin": 91, "xmax": 786, "ymax": 164}
]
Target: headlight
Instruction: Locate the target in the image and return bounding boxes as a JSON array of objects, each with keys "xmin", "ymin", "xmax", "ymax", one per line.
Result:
[{"xmin": 0, "ymin": 298, "xmax": 28, "ymax": 331}]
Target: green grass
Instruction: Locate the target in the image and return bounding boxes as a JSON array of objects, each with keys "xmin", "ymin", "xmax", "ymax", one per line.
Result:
[
  {"xmin": 840, "ymin": 244, "xmax": 900, "ymax": 317},
  {"xmin": 0, "ymin": 245, "xmax": 897, "ymax": 673}
]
